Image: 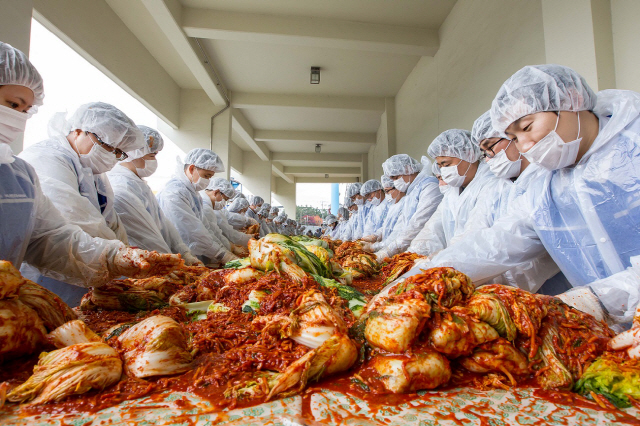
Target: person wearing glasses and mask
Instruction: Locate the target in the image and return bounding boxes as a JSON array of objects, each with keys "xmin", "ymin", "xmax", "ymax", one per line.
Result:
[
  {"xmin": 157, "ymin": 148, "xmax": 238, "ymax": 266},
  {"xmin": 344, "ymin": 183, "xmax": 365, "ymax": 240},
  {"xmin": 359, "ymin": 179, "xmax": 388, "ymax": 239},
  {"xmin": 406, "ymin": 130, "xmax": 510, "ymax": 262},
  {"xmin": 366, "ymin": 155, "xmax": 442, "ymax": 260},
  {"xmin": 1, "ymin": 42, "xmax": 182, "ymax": 306},
  {"xmin": 108, "ymin": 125, "xmax": 202, "ymax": 267},
  {"xmin": 405, "ymin": 64, "xmax": 640, "ymax": 332}
]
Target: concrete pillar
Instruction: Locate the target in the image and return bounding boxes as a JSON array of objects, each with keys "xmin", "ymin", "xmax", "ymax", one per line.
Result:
[
  {"xmin": 158, "ymin": 89, "xmax": 232, "ymax": 179},
  {"xmin": 272, "ymin": 177, "xmax": 297, "ymax": 219},
  {"xmin": 1, "ymin": 0, "xmax": 34, "ymax": 153},
  {"xmin": 541, "ymin": 0, "xmax": 616, "ymax": 91},
  {"xmin": 238, "ymin": 151, "xmax": 272, "ymax": 203}
]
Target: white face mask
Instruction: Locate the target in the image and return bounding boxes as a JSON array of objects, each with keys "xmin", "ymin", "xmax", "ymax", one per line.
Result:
[
  {"xmin": 370, "ymin": 196, "xmax": 381, "ymax": 207},
  {"xmin": 79, "ymin": 141, "xmax": 118, "ymax": 174},
  {"xmin": 440, "ymin": 160, "xmax": 472, "ymax": 188},
  {"xmin": 190, "ymin": 169, "xmax": 210, "ymax": 191},
  {"xmin": 135, "ymin": 159, "xmax": 158, "ymax": 178},
  {"xmin": 487, "ymin": 140, "xmax": 522, "ymax": 179},
  {"xmin": 522, "ymin": 112, "xmax": 581, "ymax": 170},
  {"xmin": 393, "ymin": 177, "xmax": 410, "ymax": 193},
  {"xmin": 0, "ymin": 105, "xmax": 28, "ymax": 164},
  {"xmin": 439, "ymin": 185, "xmax": 451, "ymax": 195},
  {"xmin": 213, "ymin": 200, "xmax": 225, "ymax": 210},
  {"xmin": 385, "ymin": 192, "xmax": 393, "ymax": 202},
  {"xmin": 354, "ymin": 197, "xmax": 364, "ymax": 206}
]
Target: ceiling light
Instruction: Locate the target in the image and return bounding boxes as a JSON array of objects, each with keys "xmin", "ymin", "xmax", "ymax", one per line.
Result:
[
  {"xmin": 310, "ymin": 67, "xmax": 320, "ymax": 84},
  {"xmin": 315, "ymin": 144, "xmax": 322, "ymax": 153}
]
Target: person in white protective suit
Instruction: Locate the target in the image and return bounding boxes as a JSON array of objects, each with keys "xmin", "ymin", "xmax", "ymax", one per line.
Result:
[
  {"xmin": 471, "ymin": 110, "xmax": 568, "ymax": 294},
  {"xmin": 366, "ymin": 154, "xmax": 442, "ymax": 260},
  {"xmin": 257, "ymin": 205, "xmax": 273, "ymax": 235},
  {"xmin": 0, "ymin": 42, "xmax": 181, "ymax": 306},
  {"xmin": 339, "ymin": 197, "xmax": 357, "ymax": 240},
  {"xmin": 274, "ymin": 212, "xmax": 287, "ymax": 234},
  {"xmin": 406, "ymin": 129, "xmax": 513, "ymax": 264},
  {"xmin": 405, "ymin": 64, "xmax": 640, "ymax": 328},
  {"xmin": 202, "ymin": 177, "xmax": 253, "ymax": 250},
  {"xmin": 227, "ymin": 197, "xmax": 258, "ymax": 231},
  {"xmin": 108, "ymin": 125, "xmax": 202, "ymax": 266},
  {"xmin": 157, "ymin": 148, "xmax": 238, "ymax": 266},
  {"xmin": 245, "ymin": 195, "xmax": 264, "ymax": 221},
  {"xmin": 333, "ymin": 206, "xmax": 349, "ymax": 239},
  {"xmin": 362, "ymin": 175, "xmax": 407, "ymax": 244},
  {"xmin": 345, "ymin": 182, "xmax": 365, "ymax": 240},
  {"xmin": 360, "ymin": 179, "xmax": 389, "ymax": 238},
  {"xmin": 323, "ymin": 215, "xmax": 338, "ymax": 237}
]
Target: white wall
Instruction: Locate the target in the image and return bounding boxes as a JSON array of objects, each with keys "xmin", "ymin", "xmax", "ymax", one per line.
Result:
[
  {"xmin": 238, "ymin": 151, "xmax": 272, "ymax": 203},
  {"xmin": 395, "ymin": 0, "xmax": 547, "ymax": 157},
  {"xmin": 611, "ymin": 0, "xmax": 640, "ymax": 93},
  {"xmin": 272, "ymin": 177, "xmax": 296, "ymax": 218}
]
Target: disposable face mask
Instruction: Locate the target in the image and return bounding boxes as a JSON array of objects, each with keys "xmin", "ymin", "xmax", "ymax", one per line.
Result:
[
  {"xmin": 214, "ymin": 200, "xmax": 225, "ymax": 210},
  {"xmin": 354, "ymin": 197, "xmax": 364, "ymax": 206},
  {"xmin": 522, "ymin": 112, "xmax": 581, "ymax": 170},
  {"xmin": 487, "ymin": 141, "xmax": 522, "ymax": 179},
  {"xmin": 191, "ymin": 169, "xmax": 210, "ymax": 191},
  {"xmin": 0, "ymin": 105, "xmax": 29, "ymax": 164},
  {"xmin": 135, "ymin": 159, "xmax": 158, "ymax": 178},
  {"xmin": 385, "ymin": 192, "xmax": 393, "ymax": 202},
  {"xmin": 393, "ymin": 177, "xmax": 410, "ymax": 193},
  {"xmin": 440, "ymin": 161, "xmax": 472, "ymax": 188},
  {"xmin": 79, "ymin": 141, "xmax": 118, "ymax": 174},
  {"xmin": 370, "ymin": 196, "xmax": 381, "ymax": 207}
]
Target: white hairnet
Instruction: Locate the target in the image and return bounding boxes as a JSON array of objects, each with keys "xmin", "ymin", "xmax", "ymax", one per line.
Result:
[
  {"xmin": 338, "ymin": 206, "xmax": 349, "ymax": 219},
  {"xmin": 471, "ymin": 111, "xmax": 506, "ymax": 146},
  {"xmin": 126, "ymin": 125, "xmax": 164, "ymax": 160},
  {"xmin": 432, "ymin": 162, "xmax": 441, "ymax": 177},
  {"xmin": 270, "ymin": 206, "xmax": 279, "ymax": 215},
  {"xmin": 344, "ymin": 197, "xmax": 354, "ymax": 208},
  {"xmin": 228, "ymin": 197, "xmax": 249, "ymax": 213},
  {"xmin": 206, "ymin": 177, "xmax": 235, "ymax": 197},
  {"xmin": 361, "ymin": 179, "xmax": 383, "ymax": 196},
  {"xmin": 0, "ymin": 42, "xmax": 44, "ymax": 113},
  {"xmin": 51, "ymin": 102, "xmax": 143, "ymax": 152},
  {"xmin": 324, "ymin": 215, "xmax": 337, "ymax": 225},
  {"xmin": 277, "ymin": 211, "xmax": 287, "ymax": 219},
  {"xmin": 380, "ymin": 175, "xmax": 394, "ymax": 189},
  {"xmin": 274, "ymin": 215, "xmax": 286, "ymax": 224},
  {"xmin": 427, "ymin": 129, "xmax": 480, "ymax": 163},
  {"xmin": 258, "ymin": 206, "xmax": 270, "ymax": 217},
  {"xmin": 262, "ymin": 202, "xmax": 271, "ymax": 211},
  {"xmin": 184, "ymin": 148, "xmax": 225, "ymax": 172},
  {"xmin": 248, "ymin": 195, "xmax": 264, "ymax": 206},
  {"xmin": 382, "ymin": 154, "xmax": 421, "ymax": 176},
  {"xmin": 234, "ymin": 190, "xmax": 246, "ymax": 199},
  {"xmin": 491, "ymin": 64, "xmax": 597, "ymax": 134},
  {"xmin": 346, "ymin": 182, "xmax": 363, "ymax": 198}
]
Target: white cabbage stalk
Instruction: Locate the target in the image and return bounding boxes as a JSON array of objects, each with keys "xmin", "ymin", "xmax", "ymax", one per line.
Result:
[
  {"xmin": 370, "ymin": 349, "xmax": 451, "ymax": 393},
  {"xmin": 0, "ymin": 260, "xmax": 25, "ymax": 299},
  {"xmin": 118, "ymin": 315, "xmax": 192, "ymax": 378},
  {"xmin": 47, "ymin": 320, "xmax": 102, "ymax": 349},
  {"xmin": 7, "ymin": 342, "xmax": 122, "ymax": 405},
  {"xmin": 0, "ymin": 299, "xmax": 46, "ymax": 362},
  {"xmin": 290, "ymin": 291, "xmax": 346, "ymax": 349},
  {"xmin": 181, "ymin": 301, "xmax": 230, "ymax": 321},
  {"xmin": 242, "ymin": 290, "xmax": 269, "ymax": 314},
  {"xmin": 18, "ymin": 281, "xmax": 77, "ymax": 331},
  {"xmin": 224, "ymin": 267, "xmax": 264, "ymax": 285}
]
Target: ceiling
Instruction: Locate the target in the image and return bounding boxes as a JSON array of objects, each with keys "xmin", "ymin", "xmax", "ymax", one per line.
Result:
[{"xmin": 106, "ymin": 0, "xmax": 457, "ymax": 180}]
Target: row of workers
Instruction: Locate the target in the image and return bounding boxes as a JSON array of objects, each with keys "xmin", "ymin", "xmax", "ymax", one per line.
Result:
[
  {"xmin": 324, "ymin": 63, "xmax": 640, "ymax": 331},
  {"xmin": 0, "ymin": 41, "xmax": 297, "ymax": 307}
]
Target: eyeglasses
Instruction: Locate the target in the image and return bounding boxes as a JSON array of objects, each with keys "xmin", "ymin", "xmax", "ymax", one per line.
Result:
[
  {"xmin": 384, "ymin": 188, "xmax": 393, "ymax": 194},
  {"xmin": 88, "ymin": 132, "xmax": 128, "ymax": 161},
  {"xmin": 480, "ymin": 138, "xmax": 508, "ymax": 160}
]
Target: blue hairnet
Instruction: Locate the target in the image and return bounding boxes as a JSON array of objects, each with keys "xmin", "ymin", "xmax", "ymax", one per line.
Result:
[
  {"xmin": 346, "ymin": 182, "xmax": 363, "ymax": 198},
  {"xmin": 360, "ymin": 179, "xmax": 383, "ymax": 196},
  {"xmin": 206, "ymin": 177, "xmax": 235, "ymax": 197},
  {"xmin": 427, "ymin": 129, "xmax": 480, "ymax": 163},
  {"xmin": 0, "ymin": 42, "xmax": 44, "ymax": 113},
  {"xmin": 382, "ymin": 154, "xmax": 421, "ymax": 176},
  {"xmin": 184, "ymin": 148, "xmax": 225, "ymax": 172},
  {"xmin": 51, "ymin": 102, "xmax": 143, "ymax": 152},
  {"xmin": 491, "ymin": 64, "xmax": 597, "ymax": 134},
  {"xmin": 381, "ymin": 175, "xmax": 394, "ymax": 189},
  {"xmin": 228, "ymin": 197, "xmax": 249, "ymax": 212},
  {"xmin": 126, "ymin": 125, "xmax": 164, "ymax": 160},
  {"xmin": 471, "ymin": 111, "xmax": 506, "ymax": 146}
]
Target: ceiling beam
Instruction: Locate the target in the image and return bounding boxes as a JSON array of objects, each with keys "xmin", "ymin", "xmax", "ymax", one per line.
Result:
[
  {"xmin": 296, "ymin": 177, "xmax": 360, "ymax": 184},
  {"xmin": 271, "ymin": 162, "xmax": 295, "ymax": 184},
  {"xmin": 283, "ymin": 167, "xmax": 362, "ymax": 176},
  {"xmin": 232, "ymin": 92, "xmax": 385, "ymax": 112},
  {"xmin": 272, "ymin": 153, "xmax": 363, "ymax": 163},
  {"xmin": 255, "ymin": 130, "xmax": 375, "ymax": 145},
  {"xmin": 140, "ymin": 0, "xmax": 227, "ymax": 106},
  {"xmin": 182, "ymin": 8, "xmax": 439, "ymax": 56},
  {"xmin": 231, "ymin": 110, "xmax": 270, "ymax": 161}
]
